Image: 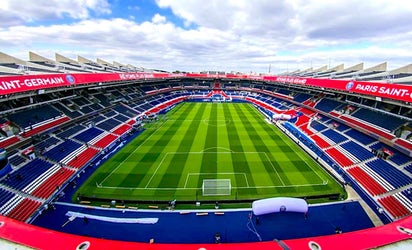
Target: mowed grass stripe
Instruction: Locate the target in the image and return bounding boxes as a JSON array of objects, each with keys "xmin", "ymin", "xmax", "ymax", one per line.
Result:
[
  {"xmin": 118, "ymin": 103, "xmax": 197, "ymax": 188},
  {"xmin": 231, "ymin": 104, "xmax": 283, "ymax": 188},
  {"xmin": 222, "ymin": 104, "xmax": 256, "ymax": 191},
  {"xmin": 245, "ymin": 105, "xmax": 325, "ymax": 185},
  {"xmin": 246, "ymin": 105, "xmax": 326, "ymax": 185},
  {"xmin": 198, "ymin": 103, "xmax": 218, "ymax": 187},
  {"xmin": 143, "ymin": 103, "xmax": 202, "ymax": 188},
  {"xmin": 216, "ymin": 104, "xmax": 234, "ymax": 184},
  {"xmin": 178, "ymin": 104, "xmax": 212, "ymax": 190},
  {"xmin": 240, "ymin": 105, "xmax": 298, "ymax": 186},
  {"xmin": 79, "ymin": 103, "xmax": 194, "ymax": 197},
  {"xmin": 155, "ymin": 103, "xmax": 207, "ymax": 190},
  {"xmin": 75, "ymin": 102, "xmax": 345, "ymax": 201},
  {"xmin": 244, "ymin": 106, "xmax": 308, "ymax": 184},
  {"xmin": 97, "ymin": 103, "xmax": 193, "ymax": 187}
]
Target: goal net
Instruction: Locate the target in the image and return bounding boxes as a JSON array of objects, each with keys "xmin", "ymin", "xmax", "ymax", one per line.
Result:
[{"xmin": 202, "ymin": 179, "xmax": 231, "ymax": 196}]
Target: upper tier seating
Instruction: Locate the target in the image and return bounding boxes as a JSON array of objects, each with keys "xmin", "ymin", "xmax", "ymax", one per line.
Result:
[
  {"xmin": 314, "ymin": 98, "xmax": 344, "ymax": 113},
  {"xmin": 113, "ymin": 105, "xmax": 139, "ymax": 118},
  {"xmin": 34, "ymin": 136, "xmax": 61, "ymax": 151},
  {"xmin": 340, "ymin": 141, "xmax": 375, "ymax": 162},
  {"xmin": 370, "ymin": 142, "xmax": 411, "ymax": 166},
  {"xmin": 56, "ymin": 124, "xmax": 85, "ymax": 139},
  {"xmin": 0, "ymin": 136, "xmax": 20, "ymax": 148},
  {"xmin": 0, "ymin": 159, "xmax": 54, "ymax": 191},
  {"xmin": 365, "ymin": 159, "xmax": 412, "ymax": 189},
  {"xmin": 7, "ymin": 105, "xmax": 60, "ymax": 129},
  {"xmin": 96, "ymin": 118, "xmax": 122, "ymax": 131},
  {"xmin": 344, "ymin": 129, "xmax": 376, "ymax": 145},
  {"xmin": 42, "ymin": 140, "xmax": 83, "ymax": 162},
  {"xmin": 8, "ymin": 154, "xmax": 27, "ymax": 167},
  {"xmin": 310, "ymin": 120, "xmax": 328, "ymax": 132},
  {"xmin": 52, "ymin": 103, "xmax": 82, "ymax": 118},
  {"xmin": 351, "ymin": 108, "xmax": 406, "ymax": 132},
  {"xmin": 293, "ymin": 93, "xmax": 312, "ymax": 103},
  {"xmin": 73, "ymin": 127, "xmax": 104, "ymax": 143},
  {"xmin": 321, "ymin": 129, "xmax": 348, "ymax": 144}
]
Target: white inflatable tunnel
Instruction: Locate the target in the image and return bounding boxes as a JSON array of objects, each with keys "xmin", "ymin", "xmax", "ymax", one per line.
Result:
[
  {"xmin": 272, "ymin": 114, "xmax": 292, "ymax": 120},
  {"xmin": 252, "ymin": 197, "xmax": 308, "ymax": 216}
]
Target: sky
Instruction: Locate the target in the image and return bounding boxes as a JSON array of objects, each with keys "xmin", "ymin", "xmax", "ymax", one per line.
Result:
[{"xmin": 0, "ymin": 0, "xmax": 412, "ymax": 74}]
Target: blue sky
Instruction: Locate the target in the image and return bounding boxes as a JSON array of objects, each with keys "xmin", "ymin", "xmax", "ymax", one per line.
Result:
[{"xmin": 0, "ymin": 0, "xmax": 411, "ymax": 73}]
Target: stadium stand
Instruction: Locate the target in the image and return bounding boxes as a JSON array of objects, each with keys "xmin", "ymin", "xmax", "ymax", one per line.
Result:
[
  {"xmin": 344, "ymin": 128, "xmax": 376, "ymax": 145},
  {"xmin": 42, "ymin": 140, "xmax": 83, "ymax": 162},
  {"xmin": 7, "ymin": 105, "xmax": 61, "ymax": 129},
  {"xmin": 66, "ymin": 148, "xmax": 99, "ymax": 169},
  {"xmin": 73, "ymin": 127, "xmax": 104, "ymax": 143},
  {"xmin": 31, "ymin": 168, "xmax": 75, "ymax": 198},
  {"xmin": 0, "ymin": 136, "xmax": 20, "ymax": 148},
  {"xmin": 1, "ymin": 56, "xmax": 412, "ymax": 248},
  {"xmin": 351, "ymin": 108, "xmax": 406, "ymax": 132},
  {"xmin": 346, "ymin": 166, "xmax": 387, "ymax": 196},
  {"xmin": 365, "ymin": 159, "xmax": 412, "ymax": 189},
  {"xmin": 93, "ymin": 133, "xmax": 119, "ymax": 149},
  {"xmin": 55, "ymin": 124, "xmax": 86, "ymax": 139},
  {"xmin": 0, "ymin": 159, "xmax": 54, "ymax": 191},
  {"xmin": 340, "ymin": 141, "xmax": 375, "ymax": 162},
  {"xmin": 378, "ymin": 195, "xmax": 410, "ymax": 219},
  {"xmin": 314, "ymin": 98, "xmax": 344, "ymax": 113},
  {"xmin": 321, "ymin": 129, "xmax": 348, "ymax": 144}
]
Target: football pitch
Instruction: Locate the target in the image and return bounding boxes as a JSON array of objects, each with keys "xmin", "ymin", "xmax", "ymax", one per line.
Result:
[{"xmin": 75, "ymin": 102, "xmax": 345, "ymax": 202}]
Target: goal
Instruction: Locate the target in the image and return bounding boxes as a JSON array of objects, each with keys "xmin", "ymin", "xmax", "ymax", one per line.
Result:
[{"xmin": 202, "ymin": 179, "xmax": 231, "ymax": 196}]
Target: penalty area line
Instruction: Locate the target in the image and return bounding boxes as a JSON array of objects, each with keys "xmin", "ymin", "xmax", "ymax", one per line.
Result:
[{"xmin": 97, "ymin": 181, "xmax": 328, "ymax": 190}]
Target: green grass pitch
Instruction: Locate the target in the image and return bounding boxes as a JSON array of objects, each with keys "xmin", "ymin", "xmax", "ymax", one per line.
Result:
[{"xmin": 75, "ymin": 102, "xmax": 345, "ymax": 202}]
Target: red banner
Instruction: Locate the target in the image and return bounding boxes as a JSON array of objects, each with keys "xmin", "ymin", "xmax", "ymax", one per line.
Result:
[
  {"xmin": 1, "ymin": 73, "xmax": 412, "ymax": 102},
  {"xmin": 268, "ymin": 76, "xmax": 412, "ymax": 102},
  {"xmin": 0, "ymin": 72, "xmax": 179, "ymax": 95}
]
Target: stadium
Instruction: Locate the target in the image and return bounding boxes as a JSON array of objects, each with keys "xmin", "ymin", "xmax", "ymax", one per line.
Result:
[{"xmin": 0, "ymin": 51, "xmax": 411, "ymax": 249}]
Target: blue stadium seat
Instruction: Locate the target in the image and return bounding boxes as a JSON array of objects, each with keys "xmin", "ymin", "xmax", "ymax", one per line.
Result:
[
  {"xmin": 0, "ymin": 188, "xmax": 15, "ymax": 207},
  {"xmin": 35, "ymin": 136, "xmax": 61, "ymax": 151},
  {"xmin": 8, "ymin": 154, "xmax": 27, "ymax": 166},
  {"xmin": 321, "ymin": 129, "xmax": 348, "ymax": 143},
  {"xmin": 113, "ymin": 105, "xmax": 139, "ymax": 118},
  {"xmin": 315, "ymin": 98, "xmax": 344, "ymax": 113},
  {"xmin": 344, "ymin": 129, "xmax": 376, "ymax": 145},
  {"xmin": 73, "ymin": 127, "xmax": 104, "ymax": 143},
  {"xmin": 7, "ymin": 105, "xmax": 61, "ymax": 128},
  {"xmin": 341, "ymin": 141, "xmax": 374, "ymax": 161},
  {"xmin": 0, "ymin": 159, "xmax": 54, "ymax": 191},
  {"xmin": 56, "ymin": 124, "xmax": 86, "ymax": 139},
  {"xmin": 96, "ymin": 118, "xmax": 121, "ymax": 131},
  {"xmin": 43, "ymin": 140, "xmax": 83, "ymax": 162},
  {"xmin": 366, "ymin": 159, "xmax": 412, "ymax": 188},
  {"xmin": 293, "ymin": 93, "xmax": 312, "ymax": 103},
  {"xmin": 310, "ymin": 120, "xmax": 328, "ymax": 132},
  {"xmin": 352, "ymin": 108, "xmax": 406, "ymax": 131}
]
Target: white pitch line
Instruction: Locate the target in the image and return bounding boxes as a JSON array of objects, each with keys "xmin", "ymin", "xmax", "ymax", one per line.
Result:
[
  {"xmin": 185, "ymin": 172, "xmax": 250, "ymax": 188},
  {"xmin": 280, "ymin": 133, "xmax": 327, "ymax": 183},
  {"xmin": 242, "ymin": 173, "xmax": 250, "ymax": 187},
  {"xmin": 95, "ymin": 182, "xmax": 327, "ymax": 190},
  {"xmin": 263, "ymin": 152, "xmax": 286, "ymax": 186},
  {"xmin": 183, "ymin": 173, "xmax": 190, "ymax": 189},
  {"xmin": 144, "ymin": 152, "xmax": 170, "ymax": 188}
]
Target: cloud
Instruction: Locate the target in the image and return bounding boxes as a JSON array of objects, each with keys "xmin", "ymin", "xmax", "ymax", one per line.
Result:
[
  {"xmin": 152, "ymin": 14, "xmax": 166, "ymax": 24},
  {"xmin": 0, "ymin": 0, "xmax": 111, "ymax": 26}
]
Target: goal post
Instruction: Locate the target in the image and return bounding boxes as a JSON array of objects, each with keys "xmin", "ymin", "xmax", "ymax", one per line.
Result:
[{"xmin": 202, "ymin": 179, "xmax": 231, "ymax": 196}]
